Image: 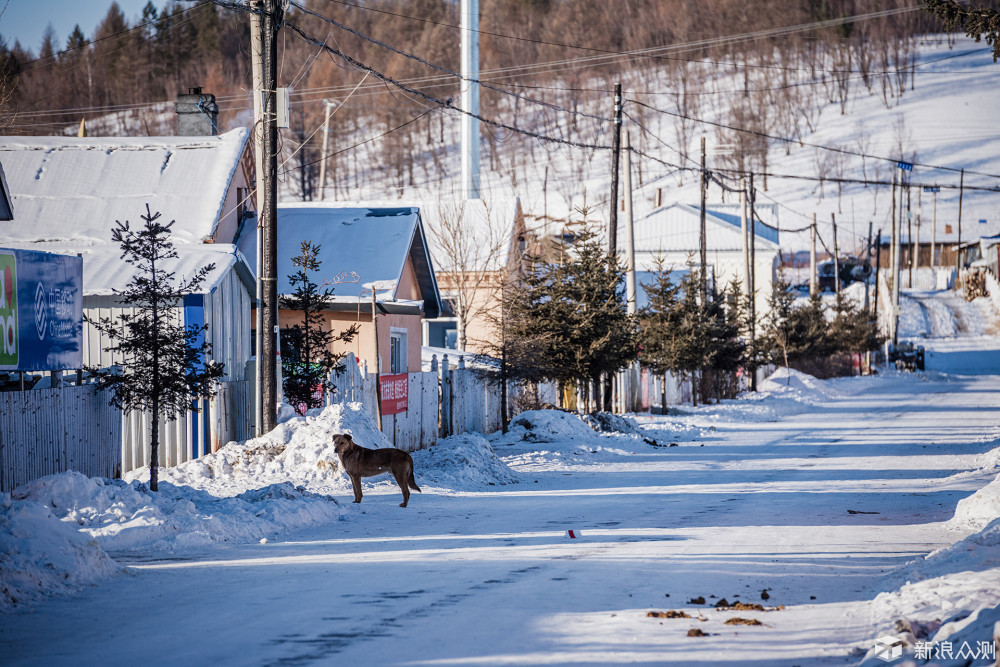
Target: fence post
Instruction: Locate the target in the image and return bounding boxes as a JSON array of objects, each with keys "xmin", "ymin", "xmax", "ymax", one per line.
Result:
[{"xmin": 440, "ymin": 354, "xmax": 451, "ymax": 438}]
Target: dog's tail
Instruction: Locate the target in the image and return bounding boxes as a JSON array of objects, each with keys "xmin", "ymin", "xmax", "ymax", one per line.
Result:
[{"xmin": 408, "ymin": 470, "xmax": 421, "ymax": 492}]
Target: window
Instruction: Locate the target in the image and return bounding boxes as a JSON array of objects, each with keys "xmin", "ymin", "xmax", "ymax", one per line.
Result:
[{"xmin": 389, "ymin": 329, "xmax": 407, "ymax": 373}]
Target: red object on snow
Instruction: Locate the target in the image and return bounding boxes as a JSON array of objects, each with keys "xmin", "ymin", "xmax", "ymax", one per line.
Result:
[{"xmin": 566, "ymin": 529, "xmax": 581, "ymax": 539}]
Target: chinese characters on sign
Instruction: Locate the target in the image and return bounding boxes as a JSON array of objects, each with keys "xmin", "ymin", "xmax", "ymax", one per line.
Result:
[{"xmin": 379, "ymin": 372, "xmax": 409, "ymax": 415}]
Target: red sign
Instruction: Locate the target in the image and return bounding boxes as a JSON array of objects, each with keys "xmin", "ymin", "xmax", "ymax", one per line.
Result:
[{"xmin": 379, "ymin": 373, "xmax": 409, "ymax": 415}]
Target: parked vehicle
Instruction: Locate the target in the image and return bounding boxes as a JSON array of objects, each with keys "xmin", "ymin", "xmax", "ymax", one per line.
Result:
[{"xmin": 889, "ymin": 342, "xmax": 925, "ymax": 371}]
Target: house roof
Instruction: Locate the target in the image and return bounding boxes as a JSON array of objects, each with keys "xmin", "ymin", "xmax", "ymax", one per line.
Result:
[
  {"xmin": 236, "ymin": 203, "xmax": 442, "ymax": 318},
  {"xmin": 0, "ymin": 240, "xmax": 254, "ymax": 297},
  {"xmin": 634, "ymin": 203, "xmax": 780, "ymax": 255},
  {"xmin": 0, "ymin": 129, "xmax": 249, "ymax": 246}
]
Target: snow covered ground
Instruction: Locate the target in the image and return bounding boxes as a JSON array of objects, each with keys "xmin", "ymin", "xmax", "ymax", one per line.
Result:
[{"xmin": 3, "ymin": 289, "xmax": 1000, "ymax": 665}]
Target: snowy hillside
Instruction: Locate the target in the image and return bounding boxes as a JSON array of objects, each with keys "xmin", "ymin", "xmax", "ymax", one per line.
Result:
[{"xmin": 294, "ymin": 35, "xmax": 1000, "ymax": 256}]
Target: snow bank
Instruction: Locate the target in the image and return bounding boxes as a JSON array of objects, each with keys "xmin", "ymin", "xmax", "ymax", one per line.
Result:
[
  {"xmin": 950, "ymin": 473, "xmax": 1000, "ymax": 532},
  {"xmin": 759, "ymin": 367, "xmax": 834, "ymax": 396},
  {"xmin": 504, "ymin": 409, "xmax": 598, "ymax": 443},
  {"xmin": 12, "ymin": 471, "xmax": 344, "ymax": 555},
  {"xmin": 0, "ymin": 492, "xmax": 122, "ymax": 612},
  {"xmin": 413, "ymin": 434, "xmax": 519, "ymax": 488},
  {"xmin": 125, "ymin": 402, "xmax": 387, "ymax": 496}
]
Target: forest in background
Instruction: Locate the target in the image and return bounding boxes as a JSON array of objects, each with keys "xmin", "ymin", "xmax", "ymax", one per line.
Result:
[{"xmin": 0, "ymin": 0, "xmax": 944, "ymax": 203}]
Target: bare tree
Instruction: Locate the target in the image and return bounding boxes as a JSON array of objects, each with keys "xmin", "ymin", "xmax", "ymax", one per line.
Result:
[{"xmin": 427, "ymin": 196, "xmax": 515, "ymax": 352}]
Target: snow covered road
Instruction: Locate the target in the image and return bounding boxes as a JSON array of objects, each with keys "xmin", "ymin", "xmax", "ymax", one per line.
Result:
[{"xmin": 5, "ymin": 359, "xmax": 1000, "ymax": 665}]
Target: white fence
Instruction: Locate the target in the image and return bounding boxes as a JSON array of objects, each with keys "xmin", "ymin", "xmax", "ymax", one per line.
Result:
[
  {"xmin": 0, "ymin": 386, "xmax": 121, "ymax": 493},
  {"xmin": 121, "ymin": 380, "xmax": 252, "ymax": 473}
]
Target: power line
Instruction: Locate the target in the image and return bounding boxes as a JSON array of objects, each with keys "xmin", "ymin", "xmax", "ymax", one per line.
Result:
[
  {"xmin": 628, "ymin": 98, "xmax": 1000, "ymax": 181},
  {"xmin": 283, "ymin": 19, "xmax": 612, "ymax": 153}
]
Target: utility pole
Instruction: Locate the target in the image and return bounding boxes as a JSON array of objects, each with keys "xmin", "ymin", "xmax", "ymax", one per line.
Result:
[
  {"xmin": 250, "ymin": 1, "xmax": 265, "ymax": 436},
  {"xmin": 740, "ymin": 175, "xmax": 750, "ymax": 299},
  {"xmin": 931, "ymin": 186, "xmax": 938, "ymax": 267},
  {"xmin": 832, "ymin": 213, "xmax": 840, "ymax": 295},
  {"xmin": 891, "ymin": 170, "xmax": 902, "ymax": 346},
  {"xmin": 256, "ymin": 0, "xmax": 282, "ymax": 434},
  {"xmin": 699, "ymin": 136, "xmax": 708, "ymax": 298},
  {"xmin": 957, "ymin": 168, "xmax": 965, "ymax": 275},
  {"xmin": 747, "ymin": 172, "xmax": 757, "ymax": 392},
  {"xmin": 623, "ymin": 132, "xmax": 637, "ymax": 316},
  {"xmin": 608, "ymin": 82, "xmax": 622, "ymax": 256},
  {"xmin": 623, "ymin": 131, "xmax": 639, "ymax": 412},
  {"xmin": 317, "ymin": 100, "xmax": 336, "ymax": 201},
  {"xmin": 864, "ymin": 222, "xmax": 873, "ymax": 312},
  {"xmin": 906, "ymin": 182, "xmax": 913, "ymax": 288},
  {"xmin": 810, "ymin": 213, "xmax": 817, "ymax": 296}
]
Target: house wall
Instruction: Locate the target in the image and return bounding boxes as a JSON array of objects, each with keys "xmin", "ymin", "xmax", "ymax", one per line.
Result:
[
  {"xmin": 205, "ymin": 268, "xmax": 253, "ymax": 381},
  {"xmin": 434, "ymin": 269, "xmax": 503, "ymax": 354},
  {"xmin": 276, "ymin": 309, "xmax": 423, "ymax": 374},
  {"xmin": 82, "ymin": 267, "xmax": 252, "ymax": 381},
  {"xmin": 211, "ymin": 145, "xmax": 255, "ymax": 244}
]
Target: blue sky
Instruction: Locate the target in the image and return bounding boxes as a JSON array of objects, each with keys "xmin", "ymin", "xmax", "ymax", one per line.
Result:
[{"xmin": 1, "ymin": 0, "xmax": 154, "ymax": 54}]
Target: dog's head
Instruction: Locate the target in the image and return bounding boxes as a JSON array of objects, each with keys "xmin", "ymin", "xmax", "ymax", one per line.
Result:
[{"xmin": 332, "ymin": 433, "xmax": 355, "ymax": 455}]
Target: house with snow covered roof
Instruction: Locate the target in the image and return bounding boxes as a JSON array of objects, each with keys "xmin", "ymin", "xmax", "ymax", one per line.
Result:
[
  {"xmin": 0, "ymin": 129, "xmax": 256, "ymax": 382},
  {"xmin": 632, "ymin": 202, "xmax": 781, "ymax": 316},
  {"xmin": 237, "ymin": 203, "xmax": 442, "ymax": 375}
]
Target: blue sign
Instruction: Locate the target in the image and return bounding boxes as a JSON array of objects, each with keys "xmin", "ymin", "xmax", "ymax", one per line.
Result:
[
  {"xmin": 980, "ymin": 219, "xmax": 988, "ymax": 225},
  {"xmin": 897, "ymin": 161, "xmax": 913, "ymax": 172},
  {"xmin": 0, "ymin": 248, "xmax": 83, "ymax": 371},
  {"xmin": 923, "ymin": 186, "xmax": 940, "ymax": 193}
]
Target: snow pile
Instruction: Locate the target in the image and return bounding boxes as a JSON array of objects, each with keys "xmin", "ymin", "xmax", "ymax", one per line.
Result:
[
  {"xmin": 505, "ymin": 409, "xmax": 599, "ymax": 443},
  {"xmin": 12, "ymin": 471, "xmax": 344, "ymax": 555},
  {"xmin": 412, "ymin": 434, "xmax": 519, "ymax": 488},
  {"xmin": 0, "ymin": 492, "xmax": 122, "ymax": 612},
  {"xmin": 759, "ymin": 367, "xmax": 834, "ymax": 397},
  {"xmin": 950, "ymin": 473, "xmax": 1000, "ymax": 532},
  {"xmin": 126, "ymin": 402, "xmax": 387, "ymax": 496}
]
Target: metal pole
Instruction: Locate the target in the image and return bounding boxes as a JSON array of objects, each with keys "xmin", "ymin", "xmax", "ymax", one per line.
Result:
[
  {"xmin": 260, "ymin": 0, "xmax": 282, "ymax": 434},
  {"xmin": 608, "ymin": 82, "xmax": 622, "ymax": 256},
  {"xmin": 932, "ymin": 188, "xmax": 937, "ymax": 267},
  {"xmin": 623, "ymin": 132, "xmax": 637, "ymax": 316},
  {"xmin": 460, "ymin": 0, "xmax": 480, "ymax": 200},
  {"xmin": 372, "ymin": 289, "xmax": 383, "ymax": 429},
  {"xmin": 748, "ymin": 173, "xmax": 756, "ymax": 393},
  {"xmin": 892, "ymin": 171, "xmax": 902, "ymax": 346},
  {"xmin": 317, "ymin": 101, "xmax": 333, "ymax": 201}
]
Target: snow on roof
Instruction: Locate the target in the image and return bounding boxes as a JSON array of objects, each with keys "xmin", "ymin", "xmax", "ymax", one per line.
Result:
[
  {"xmin": 420, "ymin": 197, "xmax": 520, "ymax": 272},
  {"xmin": 0, "ymin": 240, "xmax": 252, "ymax": 297},
  {"xmin": 634, "ymin": 202, "xmax": 780, "ymax": 255},
  {"xmin": 237, "ymin": 203, "xmax": 441, "ymax": 316},
  {"xmin": 0, "ymin": 129, "xmax": 248, "ymax": 246}
]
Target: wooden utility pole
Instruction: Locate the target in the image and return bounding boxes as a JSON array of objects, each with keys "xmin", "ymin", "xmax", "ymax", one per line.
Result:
[
  {"xmin": 957, "ymin": 168, "xmax": 965, "ymax": 274},
  {"xmin": 931, "ymin": 186, "xmax": 938, "ymax": 267},
  {"xmin": 864, "ymin": 222, "xmax": 873, "ymax": 312},
  {"xmin": 250, "ymin": 0, "xmax": 265, "ymax": 436},
  {"xmin": 906, "ymin": 182, "xmax": 913, "ymax": 288},
  {"xmin": 891, "ymin": 170, "xmax": 902, "ymax": 346},
  {"xmin": 740, "ymin": 176, "xmax": 750, "ymax": 298},
  {"xmin": 257, "ymin": 0, "xmax": 282, "ymax": 434},
  {"xmin": 832, "ymin": 212, "xmax": 840, "ymax": 295},
  {"xmin": 699, "ymin": 136, "xmax": 708, "ymax": 298},
  {"xmin": 810, "ymin": 213, "xmax": 817, "ymax": 296},
  {"xmin": 608, "ymin": 83, "xmax": 622, "ymax": 256},
  {"xmin": 747, "ymin": 173, "xmax": 756, "ymax": 392}
]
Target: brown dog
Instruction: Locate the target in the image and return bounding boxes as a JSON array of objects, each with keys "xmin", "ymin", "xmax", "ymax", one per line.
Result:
[{"xmin": 332, "ymin": 433, "xmax": 421, "ymax": 507}]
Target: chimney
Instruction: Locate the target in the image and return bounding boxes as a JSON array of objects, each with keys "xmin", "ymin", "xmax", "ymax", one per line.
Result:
[{"xmin": 176, "ymin": 87, "xmax": 219, "ymax": 136}]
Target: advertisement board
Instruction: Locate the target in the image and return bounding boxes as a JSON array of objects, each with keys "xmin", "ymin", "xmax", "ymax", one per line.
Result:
[
  {"xmin": 379, "ymin": 372, "xmax": 409, "ymax": 415},
  {"xmin": 0, "ymin": 248, "xmax": 83, "ymax": 371}
]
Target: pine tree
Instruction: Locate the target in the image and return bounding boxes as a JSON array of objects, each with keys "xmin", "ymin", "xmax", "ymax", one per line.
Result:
[
  {"xmin": 88, "ymin": 204, "xmax": 225, "ymax": 492},
  {"xmin": 504, "ymin": 229, "xmax": 638, "ymax": 410},
  {"xmin": 280, "ymin": 241, "xmax": 358, "ymax": 415}
]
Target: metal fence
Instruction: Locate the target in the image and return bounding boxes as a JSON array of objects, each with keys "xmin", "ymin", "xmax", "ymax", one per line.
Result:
[{"xmin": 0, "ymin": 385, "xmax": 121, "ymax": 493}]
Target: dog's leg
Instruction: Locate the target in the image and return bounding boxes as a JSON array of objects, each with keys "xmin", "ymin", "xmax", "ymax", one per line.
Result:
[
  {"xmin": 350, "ymin": 474, "xmax": 363, "ymax": 503},
  {"xmin": 408, "ymin": 468, "xmax": 421, "ymax": 493},
  {"xmin": 393, "ymin": 468, "xmax": 410, "ymax": 507}
]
